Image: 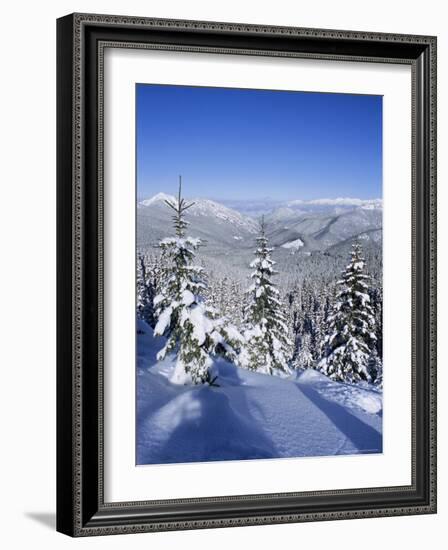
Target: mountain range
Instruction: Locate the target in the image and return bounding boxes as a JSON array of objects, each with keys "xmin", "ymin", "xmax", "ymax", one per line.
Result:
[{"xmin": 137, "ymin": 193, "xmax": 382, "ymax": 277}]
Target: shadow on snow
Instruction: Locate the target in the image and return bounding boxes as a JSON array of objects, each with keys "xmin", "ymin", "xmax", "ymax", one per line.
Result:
[
  {"xmin": 296, "ymin": 382, "xmax": 382, "ymax": 454},
  {"xmin": 138, "ymin": 382, "xmax": 278, "ymax": 465}
]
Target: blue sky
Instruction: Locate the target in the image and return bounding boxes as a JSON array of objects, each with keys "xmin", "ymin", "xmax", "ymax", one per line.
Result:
[{"xmin": 136, "ymin": 84, "xmax": 382, "ymax": 201}]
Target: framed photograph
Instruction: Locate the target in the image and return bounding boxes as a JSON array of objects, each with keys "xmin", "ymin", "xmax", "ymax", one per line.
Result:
[{"xmin": 57, "ymin": 13, "xmax": 437, "ymax": 536}]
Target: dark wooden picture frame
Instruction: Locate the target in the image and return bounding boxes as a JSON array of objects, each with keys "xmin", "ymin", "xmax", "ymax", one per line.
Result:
[{"xmin": 57, "ymin": 13, "xmax": 437, "ymax": 537}]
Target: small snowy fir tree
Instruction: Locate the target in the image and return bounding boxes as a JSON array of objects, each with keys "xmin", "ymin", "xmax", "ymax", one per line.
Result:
[
  {"xmin": 375, "ymin": 356, "xmax": 383, "ymax": 388},
  {"xmin": 368, "ymin": 348, "xmax": 383, "ymax": 388},
  {"xmin": 310, "ymin": 293, "xmax": 325, "ymax": 363},
  {"xmin": 370, "ymin": 284, "xmax": 383, "ymax": 360},
  {"xmin": 318, "ymin": 242, "xmax": 376, "ymax": 383},
  {"xmin": 153, "ymin": 177, "xmax": 242, "ymax": 385},
  {"xmin": 292, "ymin": 333, "xmax": 314, "ymax": 370},
  {"xmin": 136, "ymin": 253, "xmax": 156, "ymax": 328},
  {"xmin": 241, "ymin": 217, "xmax": 292, "ymax": 375}
]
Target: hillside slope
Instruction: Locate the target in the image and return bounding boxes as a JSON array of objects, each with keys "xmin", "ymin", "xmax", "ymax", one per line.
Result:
[{"xmin": 137, "ymin": 322, "xmax": 382, "ymax": 465}]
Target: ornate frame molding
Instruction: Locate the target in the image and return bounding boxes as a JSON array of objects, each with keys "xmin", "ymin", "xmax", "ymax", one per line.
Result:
[{"xmin": 57, "ymin": 13, "xmax": 437, "ymax": 537}]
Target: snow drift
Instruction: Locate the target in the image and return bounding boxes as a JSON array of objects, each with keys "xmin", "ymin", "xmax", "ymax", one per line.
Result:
[{"xmin": 137, "ymin": 322, "xmax": 382, "ymax": 465}]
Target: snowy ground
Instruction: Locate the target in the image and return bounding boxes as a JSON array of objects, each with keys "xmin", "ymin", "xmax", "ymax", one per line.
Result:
[{"xmin": 136, "ymin": 321, "xmax": 382, "ymax": 465}]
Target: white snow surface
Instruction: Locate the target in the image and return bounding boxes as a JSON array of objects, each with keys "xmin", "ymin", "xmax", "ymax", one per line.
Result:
[
  {"xmin": 137, "ymin": 322, "xmax": 382, "ymax": 465},
  {"xmin": 180, "ymin": 304, "xmax": 214, "ymax": 346},
  {"xmin": 296, "ymin": 369, "xmax": 382, "ymax": 415},
  {"xmin": 154, "ymin": 305, "xmax": 175, "ymax": 336},
  {"xmin": 281, "ymin": 238, "xmax": 304, "ymax": 250}
]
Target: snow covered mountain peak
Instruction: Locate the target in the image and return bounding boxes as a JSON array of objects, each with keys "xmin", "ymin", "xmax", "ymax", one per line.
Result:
[
  {"xmin": 187, "ymin": 198, "xmax": 258, "ymax": 232},
  {"xmin": 140, "ymin": 193, "xmax": 258, "ymax": 232},
  {"xmin": 139, "ymin": 192, "xmax": 176, "ymax": 207}
]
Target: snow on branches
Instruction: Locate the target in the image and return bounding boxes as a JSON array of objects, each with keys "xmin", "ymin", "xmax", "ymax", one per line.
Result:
[
  {"xmin": 137, "ymin": 252, "xmax": 163, "ymax": 328},
  {"xmin": 318, "ymin": 242, "xmax": 377, "ymax": 383},
  {"xmin": 153, "ymin": 177, "xmax": 243, "ymax": 385},
  {"xmin": 241, "ymin": 217, "xmax": 292, "ymax": 375},
  {"xmin": 140, "ymin": 182, "xmax": 383, "ymax": 388}
]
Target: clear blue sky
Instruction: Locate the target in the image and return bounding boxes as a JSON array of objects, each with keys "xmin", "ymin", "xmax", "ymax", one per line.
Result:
[{"xmin": 136, "ymin": 84, "xmax": 382, "ymax": 201}]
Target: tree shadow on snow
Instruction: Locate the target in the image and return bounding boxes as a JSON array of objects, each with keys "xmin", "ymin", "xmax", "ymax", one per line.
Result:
[
  {"xmin": 144, "ymin": 385, "xmax": 278, "ymax": 464},
  {"xmin": 297, "ymin": 383, "xmax": 382, "ymax": 454},
  {"xmin": 213, "ymin": 362, "xmax": 273, "ymax": 429}
]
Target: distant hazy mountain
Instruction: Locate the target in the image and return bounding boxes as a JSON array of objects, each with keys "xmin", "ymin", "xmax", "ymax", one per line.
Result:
[
  {"xmin": 286, "ymin": 197, "xmax": 382, "ymax": 208},
  {"xmin": 265, "ymin": 200, "xmax": 382, "ymax": 252},
  {"xmin": 219, "ymin": 197, "xmax": 382, "ymax": 217}
]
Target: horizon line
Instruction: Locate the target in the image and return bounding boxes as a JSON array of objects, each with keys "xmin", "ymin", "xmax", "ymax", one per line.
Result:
[{"xmin": 137, "ymin": 193, "xmax": 383, "ymax": 204}]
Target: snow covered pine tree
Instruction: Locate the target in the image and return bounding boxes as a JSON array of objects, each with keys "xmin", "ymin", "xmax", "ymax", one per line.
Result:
[
  {"xmin": 318, "ymin": 242, "xmax": 377, "ymax": 383},
  {"xmin": 153, "ymin": 177, "xmax": 242, "ymax": 385},
  {"xmin": 292, "ymin": 333, "xmax": 314, "ymax": 370},
  {"xmin": 368, "ymin": 348, "xmax": 383, "ymax": 388},
  {"xmin": 136, "ymin": 253, "xmax": 156, "ymax": 328},
  {"xmin": 242, "ymin": 216, "xmax": 292, "ymax": 375}
]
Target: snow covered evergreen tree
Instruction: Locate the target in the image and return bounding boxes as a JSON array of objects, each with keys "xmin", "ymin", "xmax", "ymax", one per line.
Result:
[
  {"xmin": 368, "ymin": 348, "xmax": 383, "ymax": 388},
  {"xmin": 292, "ymin": 333, "xmax": 314, "ymax": 370},
  {"xmin": 318, "ymin": 242, "xmax": 376, "ymax": 383},
  {"xmin": 241, "ymin": 217, "xmax": 292, "ymax": 375},
  {"xmin": 310, "ymin": 291, "xmax": 326, "ymax": 363},
  {"xmin": 153, "ymin": 177, "xmax": 242, "ymax": 385},
  {"xmin": 370, "ymin": 284, "xmax": 383, "ymax": 359},
  {"xmin": 286, "ymin": 286, "xmax": 301, "ymax": 363},
  {"xmin": 137, "ymin": 253, "xmax": 155, "ymax": 327},
  {"xmin": 136, "ymin": 252, "xmax": 163, "ymax": 328}
]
